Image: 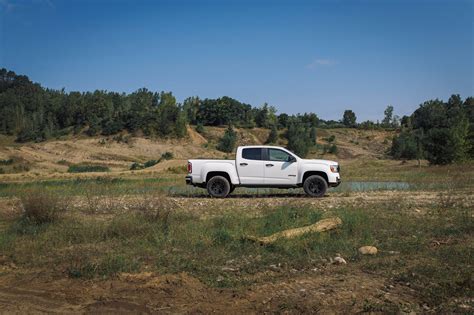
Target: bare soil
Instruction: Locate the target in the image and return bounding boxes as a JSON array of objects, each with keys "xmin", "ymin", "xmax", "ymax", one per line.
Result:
[{"xmin": 0, "ymin": 266, "xmax": 419, "ymax": 314}]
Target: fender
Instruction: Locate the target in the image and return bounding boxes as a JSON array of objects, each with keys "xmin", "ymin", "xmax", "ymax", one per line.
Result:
[
  {"xmin": 298, "ymin": 163, "xmax": 331, "ymax": 184},
  {"xmin": 201, "ymin": 162, "xmax": 240, "ymax": 185}
]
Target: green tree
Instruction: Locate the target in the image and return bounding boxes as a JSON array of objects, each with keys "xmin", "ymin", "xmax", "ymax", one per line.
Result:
[
  {"xmin": 175, "ymin": 111, "xmax": 187, "ymax": 138},
  {"xmin": 217, "ymin": 125, "xmax": 237, "ymax": 153},
  {"xmin": 342, "ymin": 110, "xmax": 357, "ymax": 127},
  {"xmin": 286, "ymin": 123, "xmax": 311, "ymax": 157},
  {"xmin": 382, "ymin": 105, "xmax": 394, "ymax": 128},
  {"xmin": 266, "ymin": 125, "xmax": 278, "ymax": 144},
  {"xmin": 309, "ymin": 126, "xmax": 317, "ymax": 144}
]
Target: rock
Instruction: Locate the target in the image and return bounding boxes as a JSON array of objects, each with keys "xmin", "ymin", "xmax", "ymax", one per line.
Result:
[
  {"xmin": 358, "ymin": 246, "xmax": 378, "ymax": 255},
  {"xmin": 333, "ymin": 256, "xmax": 347, "ymax": 265}
]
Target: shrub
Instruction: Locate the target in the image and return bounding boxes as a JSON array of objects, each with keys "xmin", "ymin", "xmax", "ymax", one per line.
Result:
[
  {"xmin": 195, "ymin": 123, "xmax": 205, "ymax": 134},
  {"xmin": 266, "ymin": 125, "xmax": 278, "ymax": 144},
  {"xmin": 0, "ymin": 158, "xmax": 13, "ymax": 165},
  {"xmin": 67, "ymin": 164, "xmax": 110, "ymax": 173},
  {"xmin": 144, "ymin": 160, "xmax": 159, "ymax": 168},
  {"xmin": 160, "ymin": 152, "xmax": 174, "ymax": 161},
  {"xmin": 217, "ymin": 125, "xmax": 237, "ymax": 153},
  {"xmin": 20, "ymin": 190, "xmax": 67, "ymax": 224},
  {"xmin": 286, "ymin": 123, "xmax": 312, "ymax": 157},
  {"xmin": 328, "ymin": 144, "xmax": 338, "ymax": 154},
  {"xmin": 130, "ymin": 162, "xmax": 144, "ymax": 170}
]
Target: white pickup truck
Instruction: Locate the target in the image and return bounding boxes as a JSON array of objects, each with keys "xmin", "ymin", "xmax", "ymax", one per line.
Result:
[{"xmin": 186, "ymin": 145, "xmax": 341, "ymax": 198}]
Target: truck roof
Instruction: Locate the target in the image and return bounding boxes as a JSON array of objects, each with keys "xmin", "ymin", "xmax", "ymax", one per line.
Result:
[{"xmin": 237, "ymin": 145, "xmax": 287, "ymax": 149}]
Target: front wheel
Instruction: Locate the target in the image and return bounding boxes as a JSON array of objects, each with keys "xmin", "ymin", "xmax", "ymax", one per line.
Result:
[
  {"xmin": 207, "ymin": 176, "xmax": 231, "ymax": 198},
  {"xmin": 303, "ymin": 175, "xmax": 328, "ymax": 197}
]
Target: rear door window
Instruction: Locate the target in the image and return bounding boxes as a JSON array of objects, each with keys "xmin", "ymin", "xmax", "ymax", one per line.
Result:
[{"xmin": 242, "ymin": 148, "xmax": 262, "ymax": 160}]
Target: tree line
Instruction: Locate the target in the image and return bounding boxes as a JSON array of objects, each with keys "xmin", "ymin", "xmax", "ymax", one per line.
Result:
[
  {"xmin": 0, "ymin": 68, "xmax": 472, "ymax": 164},
  {"xmin": 0, "ymin": 68, "xmax": 324, "ymax": 143},
  {"xmin": 390, "ymin": 95, "xmax": 473, "ymax": 165}
]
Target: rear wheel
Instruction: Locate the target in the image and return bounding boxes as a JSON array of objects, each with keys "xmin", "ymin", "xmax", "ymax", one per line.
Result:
[
  {"xmin": 303, "ymin": 175, "xmax": 328, "ymax": 197},
  {"xmin": 207, "ymin": 176, "xmax": 231, "ymax": 198}
]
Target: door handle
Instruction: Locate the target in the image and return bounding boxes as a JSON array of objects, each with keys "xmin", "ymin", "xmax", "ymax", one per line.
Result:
[
  {"xmin": 240, "ymin": 163, "xmax": 248, "ymax": 166},
  {"xmin": 266, "ymin": 164, "xmax": 274, "ymax": 167}
]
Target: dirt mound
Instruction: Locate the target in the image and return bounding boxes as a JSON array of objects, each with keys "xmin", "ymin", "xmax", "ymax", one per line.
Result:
[{"xmin": 0, "ymin": 127, "xmax": 393, "ymax": 177}]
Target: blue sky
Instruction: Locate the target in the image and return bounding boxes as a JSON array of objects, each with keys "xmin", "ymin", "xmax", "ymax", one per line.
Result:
[{"xmin": 1, "ymin": 0, "xmax": 473, "ymax": 121}]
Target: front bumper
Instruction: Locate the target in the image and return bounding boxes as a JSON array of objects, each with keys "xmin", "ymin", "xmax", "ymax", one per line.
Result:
[{"xmin": 330, "ymin": 177, "xmax": 341, "ymax": 187}]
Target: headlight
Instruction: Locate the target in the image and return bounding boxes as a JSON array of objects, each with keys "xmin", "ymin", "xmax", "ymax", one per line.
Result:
[{"xmin": 330, "ymin": 165, "xmax": 339, "ymax": 173}]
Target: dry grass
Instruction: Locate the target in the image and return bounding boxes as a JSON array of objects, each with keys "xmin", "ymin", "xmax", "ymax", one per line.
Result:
[{"xmin": 19, "ymin": 189, "xmax": 69, "ymax": 224}]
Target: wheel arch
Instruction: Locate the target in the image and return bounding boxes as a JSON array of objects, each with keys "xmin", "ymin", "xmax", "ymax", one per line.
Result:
[
  {"xmin": 302, "ymin": 171, "xmax": 329, "ymax": 185},
  {"xmin": 206, "ymin": 171, "xmax": 232, "ymax": 185}
]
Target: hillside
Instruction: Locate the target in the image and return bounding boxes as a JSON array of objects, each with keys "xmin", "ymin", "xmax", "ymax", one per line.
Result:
[{"xmin": 0, "ymin": 126, "xmax": 394, "ymax": 179}]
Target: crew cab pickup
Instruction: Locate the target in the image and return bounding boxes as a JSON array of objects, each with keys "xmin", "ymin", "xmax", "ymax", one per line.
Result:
[{"xmin": 186, "ymin": 145, "xmax": 341, "ymax": 198}]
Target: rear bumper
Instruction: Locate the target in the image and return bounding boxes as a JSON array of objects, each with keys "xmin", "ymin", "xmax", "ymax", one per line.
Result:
[{"xmin": 185, "ymin": 175, "xmax": 193, "ymax": 185}]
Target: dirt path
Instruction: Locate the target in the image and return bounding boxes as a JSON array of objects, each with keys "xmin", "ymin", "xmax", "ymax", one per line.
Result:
[
  {"xmin": 1, "ymin": 189, "xmax": 472, "ymax": 219},
  {"xmin": 166, "ymin": 189, "xmax": 474, "ymax": 218}
]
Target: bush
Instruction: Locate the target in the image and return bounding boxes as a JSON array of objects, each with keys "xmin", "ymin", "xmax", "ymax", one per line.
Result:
[
  {"xmin": 265, "ymin": 125, "xmax": 278, "ymax": 144},
  {"xmin": 217, "ymin": 125, "xmax": 237, "ymax": 153},
  {"xmin": 130, "ymin": 162, "xmax": 144, "ymax": 170},
  {"xmin": 195, "ymin": 123, "xmax": 205, "ymax": 134},
  {"xmin": 67, "ymin": 164, "xmax": 110, "ymax": 173},
  {"xmin": 20, "ymin": 190, "xmax": 67, "ymax": 224},
  {"xmin": 390, "ymin": 131, "xmax": 419, "ymax": 159},
  {"xmin": 286, "ymin": 123, "xmax": 312, "ymax": 157},
  {"xmin": 144, "ymin": 160, "xmax": 159, "ymax": 168},
  {"xmin": 0, "ymin": 158, "xmax": 13, "ymax": 165},
  {"xmin": 328, "ymin": 144, "xmax": 338, "ymax": 154},
  {"xmin": 160, "ymin": 152, "xmax": 174, "ymax": 161},
  {"xmin": 327, "ymin": 135, "xmax": 336, "ymax": 142}
]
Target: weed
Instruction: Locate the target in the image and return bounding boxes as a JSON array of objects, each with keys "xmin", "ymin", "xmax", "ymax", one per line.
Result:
[{"xmin": 19, "ymin": 189, "xmax": 68, "ymax": 225}]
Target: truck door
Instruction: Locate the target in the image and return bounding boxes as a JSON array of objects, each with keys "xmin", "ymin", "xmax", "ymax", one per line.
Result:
[
  {"xmin": 264, "ymin": 148, "xmax": 298, "ymax": 185},
  {"xmin": 236, "ymin": 147, "xmax": 264, "ymax": 185}
]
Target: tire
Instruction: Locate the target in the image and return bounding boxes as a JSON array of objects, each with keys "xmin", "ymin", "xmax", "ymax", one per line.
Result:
[
  {"xmin": 229, "ymin": 186, "xmax": 236, "ymax": 194},
  {"xmin": 303, "ymin": 175, "xmax": 328, "ymax": 198},
  {"xmin": 207, "ymin": 176, "xmax": 231, "ymax": 198}
]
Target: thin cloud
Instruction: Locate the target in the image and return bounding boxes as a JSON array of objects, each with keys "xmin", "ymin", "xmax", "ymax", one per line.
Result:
[{"xmin": 306, "ymin": 59, "xmax": 338, "ymax": 69}]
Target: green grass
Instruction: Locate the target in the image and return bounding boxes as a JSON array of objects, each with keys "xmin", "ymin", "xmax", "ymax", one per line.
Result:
[
  {"xmin": 0, "ymin": 176, "xmax": 179, "ymax": 198},
  {"xmin": 67, "ymin": 164, "xmax": 110, "ymax": 173},
  {"xmin": 1, "ymin": 190, "xmax": 471, "ymax": 311}
]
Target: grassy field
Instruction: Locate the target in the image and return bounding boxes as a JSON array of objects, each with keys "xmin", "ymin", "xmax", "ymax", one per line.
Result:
[{"xmin": 0, "ymin": 159, "xmax": 472, "ymax": 313}]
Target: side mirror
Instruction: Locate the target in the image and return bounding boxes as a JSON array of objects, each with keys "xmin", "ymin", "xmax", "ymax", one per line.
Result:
[{"xmin": 288, "ymin": 156, "xmax": 296, "ymax": 163}]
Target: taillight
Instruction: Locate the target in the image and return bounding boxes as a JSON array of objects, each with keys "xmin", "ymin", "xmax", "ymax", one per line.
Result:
[{"xmin": 187, "ymin": 162, "xmax": 192, "ymax": 173}]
